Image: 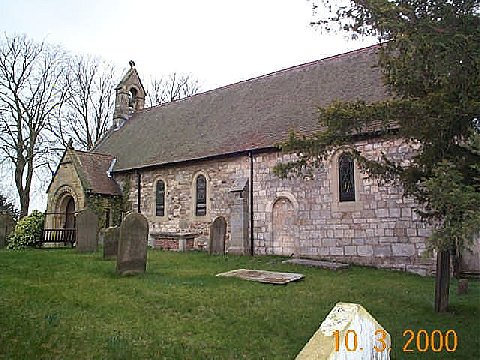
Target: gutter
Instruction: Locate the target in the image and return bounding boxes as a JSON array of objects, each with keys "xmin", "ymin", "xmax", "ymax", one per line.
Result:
[
  {"xmin": 249, "ymin": 150, "xmax": 254, "ymax": 256},
  {"xmin": 109, "ymin": 147, "xmax": 279, "ymax": 174},
  {"xmin": 136, "ymin": 170, "xmax": 141, "ymax": 213}
]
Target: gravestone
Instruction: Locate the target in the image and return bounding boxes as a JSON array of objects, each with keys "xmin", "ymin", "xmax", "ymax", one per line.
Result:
[
  {"xmin": 117, "ymin": 212, "xmax": 148, "ymax": 275},
  {"xmin": 228, "ymin": 179, "xmax": 250, "ymax": 255},
  {"xmin": 457, "ymin": 279, "xmax": 468, "ymax": 295},
  {"xmin": 75, "ymin": 208, "xmax": 99, "ymax": 252},
  {"xmin": 209, "ymin": 216, "xmax": 226, "ymax": 255},
  {"xmin": 296, "ymin": 302, "xmax": 391, "ymax": 360},
  {"xmin": 103, "ymin": 226, "xmax": 120, "ymax": 260},
  {"xmin": 0, "ymin": 214, "xmax": 16, "ymax": 248}
]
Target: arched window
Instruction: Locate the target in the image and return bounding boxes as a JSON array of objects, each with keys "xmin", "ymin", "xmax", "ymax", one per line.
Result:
[
  {"xmin": 128, "ymin": 87, "xmax": 138, "ymax": 108},
  {"xmin": 339, "ymin": 153, "xmax": 355, "ymax": 202},
  {"xmin": 195, "ymin": 174, "xmax": 207, "ymax": 216},
  {"xmin": 155, "ymin": 180, "xmax": 165, "ymax": 216}
]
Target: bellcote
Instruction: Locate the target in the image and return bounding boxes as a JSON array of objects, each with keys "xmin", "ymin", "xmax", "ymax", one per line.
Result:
[{"xmin": 113, "ymin": 60, "xmax": 145, "ymax": 129}]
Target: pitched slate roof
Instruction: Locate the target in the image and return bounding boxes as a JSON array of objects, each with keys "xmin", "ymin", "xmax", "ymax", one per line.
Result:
[
  {"xmin": 73, "ymin": 150, "xmax": 121, "ymax": 196},
  {"xmin": 95, "ymin": 45, "xmax": 387, "ymax": 172}
]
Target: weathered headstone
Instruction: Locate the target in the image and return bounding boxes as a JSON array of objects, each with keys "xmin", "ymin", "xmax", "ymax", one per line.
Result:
[
  {"xmin": 75, "ymin": 208, "xmax": 99, "ymax": 252},
  {"xmin": 228, "ymin": 179, "xmax": 250, "ymax": 255},
  {"xmin": 117, "ymin": 212, "xmax": 148, "ymax": 275},
  {"xmin": 103, "ymin": 226, "xmax": 120, "ymax": 260},
  {"xmin": 209, "ymin": 216, "xmax": 226, "ymax": 255},
  {"xmin": 296, "ymin": 303, "xmax": 391, "ymax": 360},
  {"xmin": 0, "ymin": 214, "xmax": 16, "ymax": 248},
  {"xmin": 457, "ymin": 278, "xmax": 468, "ymax": 295}
]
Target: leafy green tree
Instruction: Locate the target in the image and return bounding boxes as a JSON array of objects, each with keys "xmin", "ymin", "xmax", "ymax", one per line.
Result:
[
  {"xmin": 275, "ymin": 1, "xmax": 480, "ymax": 311},
  {"xmin": 7, "ymin": 210, "xmax": 45, "ymax": 250},
  {"xmin": 421, "ymin": 134, "xmax": 480, "ymax": 274}
]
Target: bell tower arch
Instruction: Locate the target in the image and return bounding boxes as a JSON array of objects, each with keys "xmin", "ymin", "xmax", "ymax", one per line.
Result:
[{"xmin": 113, "ymin": 60, "xmax": 145, "ymax": 129}]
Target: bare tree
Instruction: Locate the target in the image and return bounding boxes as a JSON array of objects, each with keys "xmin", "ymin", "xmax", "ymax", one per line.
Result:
[
  {"xmin": 146, "ymin": 72, "xmax": 200, "ymax": 107},
  {"xmin": 0, "ymin": 34, "xmax": 68, "ymax": 218},
  {"xmin": 51, "ymin": 55, "xmax": 117, "ymax": 150}
]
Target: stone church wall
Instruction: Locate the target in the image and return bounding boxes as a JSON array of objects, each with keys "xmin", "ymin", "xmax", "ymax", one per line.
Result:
[
  {"xmin": 114, "ymin": 155, "xmax": 251, "ymax": 248},
  {"xmin": 114, "ymin": 136, "xmax": 435, "ymax": 275},
  {"xmin": 252, "ymin": 137, "xmax": 434, "ymax": 275}
]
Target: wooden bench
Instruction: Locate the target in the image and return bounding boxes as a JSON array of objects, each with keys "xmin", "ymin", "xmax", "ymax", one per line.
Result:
[{"xmin": 38, "ymin": 228, "xmax": 76, "ymax": 247}]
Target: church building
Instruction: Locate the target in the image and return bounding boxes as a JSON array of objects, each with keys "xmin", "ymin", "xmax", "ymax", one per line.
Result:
[{"xmin": 45, "ymin": 45, "xmax": 480, "ymax": 276}]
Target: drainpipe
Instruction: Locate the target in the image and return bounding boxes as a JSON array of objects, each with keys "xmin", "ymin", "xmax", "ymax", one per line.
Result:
[
  {"xmin": 249, "ymin": 150, "xmax": 254, "ymax": 256},
  {"xmin": 136, "ymin": 170, "xmax": 141, "ymax": 213}
]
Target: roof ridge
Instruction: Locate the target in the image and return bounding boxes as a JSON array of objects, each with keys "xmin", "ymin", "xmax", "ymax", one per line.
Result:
[
  {"xmin": 74, "ymin": 149, "xmax": 113, "ymax": 157},
  {"xmin": 95, "ymin": 43, "xmax": 387, "ymax": 171},
  {"xmin": 143, "ymin": 43, "xmax": 381, "ymax": 112}
]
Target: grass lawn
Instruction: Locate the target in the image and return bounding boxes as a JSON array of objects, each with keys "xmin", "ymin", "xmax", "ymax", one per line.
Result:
[{"xmin": 0, "ymin": 249, "xmax": 478, "ymax": 359}]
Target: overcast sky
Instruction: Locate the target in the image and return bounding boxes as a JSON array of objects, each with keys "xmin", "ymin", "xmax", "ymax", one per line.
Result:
[
  {"xmin": 1, "ymin": 0, "xmax": 376, "ymax": 90},
  {"xmin": 1, "ymin": 0, "xmax": 376, "ymax": 211}
]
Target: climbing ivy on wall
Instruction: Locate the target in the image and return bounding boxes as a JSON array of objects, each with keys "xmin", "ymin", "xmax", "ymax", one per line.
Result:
[
  {"xmin": 86, "ymin": 194, "xmax": 123, "ymax": 229},
  {"xmin": 84, "ymin": 175, "xmax": 133, "ymax": 229}
]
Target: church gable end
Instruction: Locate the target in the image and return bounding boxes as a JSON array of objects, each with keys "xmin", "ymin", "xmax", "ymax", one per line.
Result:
[
  {"xmin": 45, "ymin": 149, "xmax": 87, "ymax": 229},
  {"xmin": 46, "ymin": 148, "xmax": 122, "ymax": 230}
]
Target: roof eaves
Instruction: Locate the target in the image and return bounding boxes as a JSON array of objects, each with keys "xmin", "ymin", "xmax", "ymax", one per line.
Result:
[{"xmin": 111, "ymin": 146, "xmax": 279, "ymax": 173}]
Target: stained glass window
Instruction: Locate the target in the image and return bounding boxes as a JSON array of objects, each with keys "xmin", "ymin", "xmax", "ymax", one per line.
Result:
[
  {"xmin": 155, "ymin": 180, "xmax": 165, "ymax": 216},
  {"xmin": 196, "ymin": 175, "xmax": 207, "ymax": 216},
  {"xmin": 339, "ymin": 154, "xmax": 355, "ymax": 202}
]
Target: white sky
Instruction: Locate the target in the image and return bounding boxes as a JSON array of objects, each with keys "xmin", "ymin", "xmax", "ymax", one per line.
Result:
[{"xmin": 0, "ymin": 0, "xmax": 376, "ymax": 211}]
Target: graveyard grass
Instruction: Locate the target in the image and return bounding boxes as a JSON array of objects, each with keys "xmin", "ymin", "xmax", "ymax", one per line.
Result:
[{"xmin": 0, "ymin": 250, "xmax": 479, "ymax": 360}]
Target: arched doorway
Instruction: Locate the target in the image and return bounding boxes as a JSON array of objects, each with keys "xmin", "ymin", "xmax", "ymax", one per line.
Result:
[
  {"xmin": 45, "ymin": 193, "xmax": 77, "ymax": 245},
  {"xmin": 64, "ymin": 196, "xmax": 75, "ymax": 229},
  {"xmin": 272, "ymin": 197, "xmax": 297, "ymax": 256}
]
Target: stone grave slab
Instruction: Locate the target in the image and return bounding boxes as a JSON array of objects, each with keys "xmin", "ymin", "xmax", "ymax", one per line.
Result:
[
  {"xmin": 0, "ymin": 213, "xmax": 16, "ymax": 248},
  {"xmin": 216, "ymin": 269, "xmax": 304, "ymax": 285},
  {"xmin": 209, "ymin": 216, "xmax": 226, "ymax": 255},
  {"xmin": 117, "ymin": 212, "xmax": 148, "ymax": 275},
  {"xmin": 296, "ymin": 302, "xmax": 391, "ymax": 359},
  {"xmin": 103, "ymin": 226, "xmax": 120, "ymax": 260},
  {"xmin": 283, "ymin": 258, "xmax": 349, "ymax": 270},
  {"xmin": 75, "ymin": 208, "xmax": 98, "ymax": 252}
]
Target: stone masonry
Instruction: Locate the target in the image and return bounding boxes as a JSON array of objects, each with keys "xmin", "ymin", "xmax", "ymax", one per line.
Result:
[
  {"xmin": 114, "ymin": 136, "xmax": 435, "ymax": 275},
  {"xmin": 45, "ymin": 149, "xmax": 86, "ymax": 229},
  {"xmin": 252, "ymin": 138, "xmax": 434, "ymax": 275},
  {"xmin": 114, "ymin": 154, "xmax": 251, "ymax": 248}
]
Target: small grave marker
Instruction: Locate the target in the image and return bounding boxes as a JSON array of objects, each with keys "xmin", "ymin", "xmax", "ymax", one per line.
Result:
[
  {"xmin": 103, "ymin": 226, "xmax": 120, "ymax": 260},
  {"xmin": 117, "ymin": 212, "xmax": 148, "ymax": 275},
  {"xmin": 457, "ymin": 279, "xmax": 468, "ymax": 295},
  {"xmin": 76, "ymin": 208, "xmax": 98, "ymax": 252},
  {"xmin": 209, "ymin": 216, "xmax": 226, "ymax": 255},
  {"xmin": 0, "ymin": 213, "xmax": 16, "ymax": 248}
]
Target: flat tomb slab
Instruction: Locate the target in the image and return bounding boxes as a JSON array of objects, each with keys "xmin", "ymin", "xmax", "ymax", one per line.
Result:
[
  {"xmin": 216, "ymin": 269, "xmax": 304, "ymax": 285},
  {"xmin": 282, "ymin": 258, "xmax": 349, "ymax": 270},
  {"xmin": 150, "ymin": 232, "xmax": 197, "ymax": 251}
]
